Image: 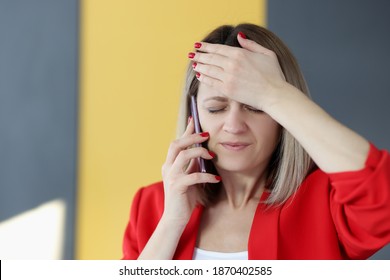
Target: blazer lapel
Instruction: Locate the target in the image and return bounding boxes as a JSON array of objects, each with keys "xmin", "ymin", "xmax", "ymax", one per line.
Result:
[{"xmin": 248, "ymin": 193, "xmax": 280, "ymax": 259}]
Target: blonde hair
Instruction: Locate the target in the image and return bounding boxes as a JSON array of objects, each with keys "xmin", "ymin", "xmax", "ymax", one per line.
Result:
[{"xmin": 177, "ymin": 23, "xmax": 314, "ymax": 205}]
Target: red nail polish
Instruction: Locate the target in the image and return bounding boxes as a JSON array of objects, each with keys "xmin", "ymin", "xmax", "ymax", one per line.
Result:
[
  {"xmin": 192, "ymin": 62, "xmax": 197, "ymax": 68},
  {"xmin": 215, "ymin": 175, "xmax": 222, "ymax": 181},
  {"xmin": 196, "ymin": 72, "xmax": 200, "ymax": 79},
  {"xmin": 194, "ymin": 42, "xmax": 202, "ymax": 49},
  {"xmin": 238, "ymin": 32, "xmax": 247, "ymax": 39},
  {"xmin": 187, "ymin": 116, "xmax": 192, "ymax": 124},
  {"xmin": 188, "ymin": 52, "xmax": 195, "ymax": 59},
  {"xmin": 208, "ymin": 151, "xmax": 216, "ymax": 158},
  {"xmin": 200, "ymin": 132, "xmax": 209, "ymax": 137}
]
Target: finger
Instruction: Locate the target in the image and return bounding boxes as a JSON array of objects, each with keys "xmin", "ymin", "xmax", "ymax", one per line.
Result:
[
  {"xmin": 237, "ymin": 34, "xmax": 275, "ymax": 56},
  {"xmin": 182, "ymin": 115, "xmax": 195, "ymax": 137},
  {"xmin": 174, "ymin": 172, "xmax": 221, "ymax": 191},
  {"xmin": 184, "ymin": 158, "xmax": 198, "ymax": 173},
  {"xmin": 164, "ymin": 131, "xmax": 210, "ymax": 166},
  {"xmin": 189, "ymin": 51, "xmax": 228, "ymax": 69},
  {"xmin": 194, "ymin": 41, "xmax": 236, "ymax": 57},
  {"xmin": 193, "ymin": 62, "xmax": 224, "ymax": 81},
  {"xmin": 186, "ymin": 172, "xmax": 221, "ymax": 185},
  {"xmin": 195, "ymin": 72, "xmax": 224, "ymax": 90},
  {"xmin": 172, "ymin": 146, "xmax": 214, "ymax": 174}
]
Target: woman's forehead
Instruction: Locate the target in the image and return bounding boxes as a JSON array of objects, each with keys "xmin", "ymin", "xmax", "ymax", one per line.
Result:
[{"xmin": 197, "ymin": 83, "xmax": 225, "ymax": 100}]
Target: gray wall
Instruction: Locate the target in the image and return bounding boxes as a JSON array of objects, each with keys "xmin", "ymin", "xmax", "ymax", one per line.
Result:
[
  {"xmin": 268, "ymin": 0, "xmax": 390, "ymax": 259},
  {"xmin": 0, "ymin": 0, "xmax": 79, "ymax": 259}
]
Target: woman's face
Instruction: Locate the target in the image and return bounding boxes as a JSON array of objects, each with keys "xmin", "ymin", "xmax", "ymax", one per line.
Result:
[{"xmin": 197, "ymin": 83, "xmax": 281, "ymax": 175}]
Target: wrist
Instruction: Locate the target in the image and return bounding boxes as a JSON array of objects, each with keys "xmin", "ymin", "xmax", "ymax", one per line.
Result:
[
  {"xmin": 159, "ymin": 214, "xmax": 188, "ymax": 233},
  {"xmin": 138, "ymin": 214, "xmax": 186, "ymax": 260},
  {"xmin": 262, "ymin": 82, "xmax": 304, "ymax": 114},
  {"xmin": 260, "ymin": 81, "xmax": 285, "ymax": 112}
]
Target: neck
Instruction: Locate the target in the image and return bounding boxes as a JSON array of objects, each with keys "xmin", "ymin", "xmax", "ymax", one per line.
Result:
[{"xmin": 216, "ymin": 167, "xmax": 267, "ymax": 209}]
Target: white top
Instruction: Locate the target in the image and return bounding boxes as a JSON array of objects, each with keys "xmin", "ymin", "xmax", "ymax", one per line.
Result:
[{"xmin": 192, "ymin": 247, "xmax": 248, "ymax": 260}]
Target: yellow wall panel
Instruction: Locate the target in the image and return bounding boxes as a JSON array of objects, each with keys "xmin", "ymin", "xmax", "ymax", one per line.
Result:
[{"xmin": 77, "ymin": 0, "xmax": 265, "ymax": 259}]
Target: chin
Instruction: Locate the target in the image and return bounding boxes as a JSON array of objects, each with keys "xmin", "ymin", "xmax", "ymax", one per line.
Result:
[{"xmin": 213, "ymin": 157, "xmax": 257, "ymax": 173}]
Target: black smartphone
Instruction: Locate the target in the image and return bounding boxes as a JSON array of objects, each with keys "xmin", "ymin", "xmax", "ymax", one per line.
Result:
[{"xmin": 190, "ymin": 95, "xmax": 207, "ymax": 173}]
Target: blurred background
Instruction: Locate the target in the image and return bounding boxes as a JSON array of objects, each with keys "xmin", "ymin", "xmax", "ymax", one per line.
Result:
[{"xmin": 0, "ymin": 0, "xmax": 389, "ymax": 259}]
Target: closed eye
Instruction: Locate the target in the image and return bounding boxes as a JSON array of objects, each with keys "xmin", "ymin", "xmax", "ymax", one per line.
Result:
[
  {"xmin": 207, "ymin": 107, "xmax": 226, "ymax": 114},
  {"xmin": 244, "ymin": 105, "xmax": 263, "ymax": 113}
]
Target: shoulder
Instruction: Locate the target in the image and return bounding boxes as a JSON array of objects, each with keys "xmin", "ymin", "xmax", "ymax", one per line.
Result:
[
  {"xmin": 299, "ymin": 167, "xmax": 329, "ymax": 190},
  {"xmin": 133, "ymin": 181, "xmax": 164, "ymax": 206},
  {"xmin": 292, "ymin": 168, "xmax": 330, "ymax": 201},
  {"xmin": 123, "ymin": 182, "xmax": 165, "ymax": 259},
  {"xmin": 136, "ymin": 181, "xmax": 164, "ymax": 197},
  {"xmin": 130, "ymin": 181, "xmax": 165, "ymax": 219}
]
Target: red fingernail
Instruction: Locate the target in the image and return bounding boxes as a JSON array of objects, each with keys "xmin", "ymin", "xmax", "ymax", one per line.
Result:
[
  {"xmin": 194, "ymin": 42, "xmax": 202, "ymax": 49},
  {"xmin": 238, "ymin": 32, "xmax": 247, "ymax": 39},
  {"xmin": 208, "ymin": 151, "xmax": 216, "ymax": 158},
  {"xmin": 196, "ymin": 72, "xmax": 200, "ymax": 79},
  {"xmin": 188, "ymin": 52, "xmax": 195, "ymax": 59},
  {"xmin": 192, "ymin": 62, "xmax": 197, "ymax": 68},
  {"xmin": 215, "ymin": 175, "xmax": 222, "ymax": 181},
  {"xmin": 187, "ymin": 116, "xmax": 192, "ymax": 124},
  {"xmin": 200, "ymin": 132, "xmax": 209, "ymax": 137}
]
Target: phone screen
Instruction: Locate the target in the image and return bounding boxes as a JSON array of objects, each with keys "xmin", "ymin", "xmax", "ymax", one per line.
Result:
[{"xmin": 190, "ymin": 95, "xmax": 207, "ymax": 173}]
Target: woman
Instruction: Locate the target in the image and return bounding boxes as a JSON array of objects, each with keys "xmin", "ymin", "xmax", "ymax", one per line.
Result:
[{"xmin": 122, "ymin": 23, "xmax": 390, "ymax": 260}]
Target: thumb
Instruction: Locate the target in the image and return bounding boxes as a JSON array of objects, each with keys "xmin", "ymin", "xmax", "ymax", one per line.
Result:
[{"xmin": 237, "ymin": 32, "xmax": 273, "ymax": 55}]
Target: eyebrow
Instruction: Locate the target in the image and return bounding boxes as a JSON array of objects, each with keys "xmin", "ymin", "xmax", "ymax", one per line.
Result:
[{"xmin": 202, "ymin": 96, "xmax": 228, "ymax": 102}]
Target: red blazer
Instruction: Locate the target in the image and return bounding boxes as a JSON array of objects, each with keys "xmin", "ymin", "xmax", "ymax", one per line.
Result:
[{"xmin": 122, "ymin": 144, "xmax": 390, "ymax": 259}]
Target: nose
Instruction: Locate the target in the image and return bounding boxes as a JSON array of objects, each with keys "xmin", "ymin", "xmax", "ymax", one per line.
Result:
[{"xmin": 222, "ymin": 106, "xmax": 248, "ymax": 134}]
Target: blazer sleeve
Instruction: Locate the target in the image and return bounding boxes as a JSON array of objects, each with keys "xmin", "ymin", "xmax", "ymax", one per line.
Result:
[
  {"xmin": 328, "ymin": 143, "xmax": 390, "ymax": 259},
  {"xmin": 122, "ymin": 187, "xmax": 144, "ymax": 260}
]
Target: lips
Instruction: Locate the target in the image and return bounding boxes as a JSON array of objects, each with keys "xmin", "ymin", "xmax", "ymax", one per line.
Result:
[{"xmin": 220, "ymin": 142, "xmax": 251, "ymax": 151}]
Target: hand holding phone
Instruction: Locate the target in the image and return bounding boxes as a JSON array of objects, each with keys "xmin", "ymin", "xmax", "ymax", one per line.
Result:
[{"xmin": 190, "ymin": 95, "xmax": 207, "ymax": 173}]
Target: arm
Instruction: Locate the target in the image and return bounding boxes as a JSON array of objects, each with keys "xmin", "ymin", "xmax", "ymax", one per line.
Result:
[
  {"xmin": 137, "ymin": 217, "xmax": 188, "ymax": 259},
  {"xmin": 264, "ymin": 82, "xmax": 370, "ymax": 173},
  {"xmin": 122, "ymin": 187, "xmax": 186, "ymax": 260},
  {"xmin": 129, "ymin": 119, "xmax": 219, "ymax": 260},
  {"xmin": 328, "ymin": 144, "xmax": 390, "ymax": 258},
  {"xmin": 122, "ymin": 187, "xmax": 187, "ymax": 259}
]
